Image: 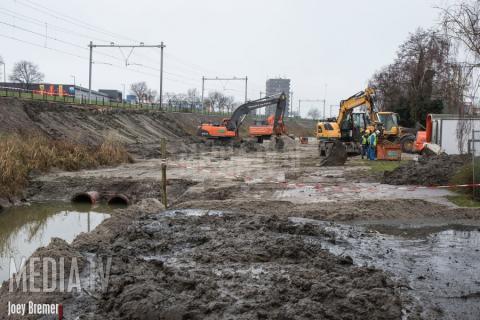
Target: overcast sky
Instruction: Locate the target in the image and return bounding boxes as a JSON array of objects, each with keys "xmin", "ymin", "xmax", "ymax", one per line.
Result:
[{"xmin": 0, "ymin": 0, "xmax": 448, "ymax": 116}]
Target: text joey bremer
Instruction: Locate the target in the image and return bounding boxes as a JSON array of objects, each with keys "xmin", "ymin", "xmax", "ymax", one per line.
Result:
[
  {"xmin": 8, "ymin": 301, "xmax": 61, "ymax": 317},
  {"xmin": 5, "ymin": 255, "xmax": 112, "ymax": 317}
]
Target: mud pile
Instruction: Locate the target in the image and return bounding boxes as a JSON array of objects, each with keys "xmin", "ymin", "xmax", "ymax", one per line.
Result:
[
  {"xmin": 84, "ymin": 210, "xmax": 403, "ymax": 319},
  {"xmin": 383, "ymin": 154, "xmax": 471, "ymax": 186},
  {"xmin": 0, "ymin": 201, "xmax": 407, "ymax": 319},
  {"xmin": 265, "ymin": 135, "xmax": 297, "ymax": 152},
  {"xmin": 320, "ymin": 140, "xmax": 347, "ymax": 166}
]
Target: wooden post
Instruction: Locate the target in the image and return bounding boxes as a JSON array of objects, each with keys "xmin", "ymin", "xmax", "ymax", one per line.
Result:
[{"xmin": 161, "ymin": 138, "xmax": 168, "ymax": 209}]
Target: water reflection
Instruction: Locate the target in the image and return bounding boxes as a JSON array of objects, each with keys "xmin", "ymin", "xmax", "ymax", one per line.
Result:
[
  {"xmin": 299, "ymin": 219, "xmax": 480, "ymax": 320},
  {"xmin": 0, "ymin": 202, "xmax": 111, "ymax": 284}
]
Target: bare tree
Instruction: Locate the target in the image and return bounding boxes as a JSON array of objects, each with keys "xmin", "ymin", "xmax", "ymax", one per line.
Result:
[
  {"xmin": 207, "ymin": 91, "xmax": 235, "ymax": 113},
  {"xmin": 307, "ymin": 108, "xmax": 320, "ymax": 120},
  {"xmin": 130, "ymin": 82, "xmax": 149, "ymax": 103},
  {"xmin": 186, "ymin": 88, "xmax": 201, "ymax": 107},
  {"xmin": 439, "ymin": 0, "xmax": 480, "ymax": 153},
  {"xmin": 370, "ymin": 28, "xmax": 465, "ymax": 127},
  {"xmin": 146, "ymin": 89, "xmax": 157, "ymax": 103},
  {"xmin": 440, "ymin": 0, "xmax": 480, "ymax": 61},
  {"xmin": 9, "ymin": 60, "xmax": 44, "ymax": 88}
]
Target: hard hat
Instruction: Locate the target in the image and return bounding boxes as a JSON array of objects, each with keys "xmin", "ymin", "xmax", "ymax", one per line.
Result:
[
  {"xmin": 365, "ymin": 129, "xmax": 370, "ymax": 134},
  {"xmin": 375, "ymin": 130, "xmax": 380, "ymax": 134}
]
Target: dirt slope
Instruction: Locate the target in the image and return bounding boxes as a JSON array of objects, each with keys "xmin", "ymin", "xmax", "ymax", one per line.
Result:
[{"xmin": 0, "ymin": 97, "xmax": 315, "ymax": 156}]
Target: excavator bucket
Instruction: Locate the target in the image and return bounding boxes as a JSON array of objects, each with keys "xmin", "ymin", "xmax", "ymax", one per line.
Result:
[
  {"xmin": 320, "ymin": 140, "xmax": 347, "ymax": 166},
  {"xmin": 274, "ymin": 136, "xmax": 285, "ymax": 151}
]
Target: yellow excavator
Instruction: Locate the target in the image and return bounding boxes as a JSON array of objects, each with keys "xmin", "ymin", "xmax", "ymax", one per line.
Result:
[{"xmin": 316, "ymin": 88, "xmax": 415, "ymax": 156}]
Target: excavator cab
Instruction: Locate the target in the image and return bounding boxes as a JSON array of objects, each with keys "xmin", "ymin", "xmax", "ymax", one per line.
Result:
[
  {"xmin": 377, "ymin": 112, "xmax": 399, "ymax": 136},
  {"xmin": 340, "ymin": 112, "xmax": 368, "ymax": 142}
]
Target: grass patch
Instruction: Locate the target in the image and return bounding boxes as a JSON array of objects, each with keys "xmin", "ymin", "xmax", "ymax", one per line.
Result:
[
  {"xmin": 446, "ymin": 194, "xmax": 480, "ymax": 207},
  {"xmin": 0, "ymin": 134, "xmax": 133, "ymax": 198},
  {"xmin": 450, "ymin": 160, "xmax": 480, "ymax": 200},
  {"xmin": 356, "ymin": 159, "xmax": 407, "ymax": 173}
]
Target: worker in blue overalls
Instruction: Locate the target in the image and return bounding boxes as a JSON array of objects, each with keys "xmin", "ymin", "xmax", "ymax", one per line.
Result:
[{"xmin": 368, "ymin": 130, "xmax": 378, "ymax": 160}]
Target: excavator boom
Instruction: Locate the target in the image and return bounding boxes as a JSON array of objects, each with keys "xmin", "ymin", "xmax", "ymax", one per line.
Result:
[{"xmin": 336, "ymin": 87, "xmax": 377, "ymax": 127}]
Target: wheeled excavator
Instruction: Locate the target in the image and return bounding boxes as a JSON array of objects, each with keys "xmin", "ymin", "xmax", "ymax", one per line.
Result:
[
  {"xmin": 197, "ymin": 93, "xmax": 287, "ymax": 140},
  {"xmin": 316, "ymin": 88, "xmax": 415, "ymax": 157}
]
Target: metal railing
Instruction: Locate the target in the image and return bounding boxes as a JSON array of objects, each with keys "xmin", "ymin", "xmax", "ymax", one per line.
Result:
[
  {"xmin": 0, "ymin": 86, "xmax": 233, "ymax": 116},
  {"xmin": 0, "ymin": 86, "xmax": 305, "ymax": 120}
]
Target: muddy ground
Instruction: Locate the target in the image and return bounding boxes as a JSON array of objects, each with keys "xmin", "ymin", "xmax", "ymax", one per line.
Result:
[
  {"xmin": 1, "ymin": 137, "xmax": 480, "ymax": 319},
  {"xmin": 0, "ymin": 97, "xmax": 314, "ymax": 158}
]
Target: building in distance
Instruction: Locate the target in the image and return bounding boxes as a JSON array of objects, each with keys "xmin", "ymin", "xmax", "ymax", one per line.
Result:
[{"xmin": 265, "ymin": 78, "xmax": 290, "ymax": 116}]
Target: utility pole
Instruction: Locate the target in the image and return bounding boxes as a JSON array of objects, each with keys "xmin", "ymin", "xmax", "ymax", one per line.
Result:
[
  {"xmin": 88, "ymin": 41, "xmax": 165, "ymax": 104},
  {"xmin": 159, "ymin": 41, "xmax": 165, "ymax": 108},
  {"xmin": 329, "ymin": 105, "xmax": 337, "ymax": 118},
  {"xmin": 245, "ymin": 76, "xmax": 248, "ymax": 102},
  {"xmin": 88, "ymin": 41, "xmax": 93, "ymax": 101},
  {"xmin": 201, "ymin": 76, "xmax": 205, "ymax": 109},
  {"xmin": 323, "ymin": 83, "xmax": 328, "ymax": 119}
]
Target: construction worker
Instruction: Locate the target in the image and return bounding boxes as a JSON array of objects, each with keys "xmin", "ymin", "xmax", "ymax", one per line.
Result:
[
  {"xmin": 368, "ymin": 130, "xmax": 378, "ymax": 160},
  {"xmin": 361, "ymin": 130, "xmax": 369, "ymax": 160}
]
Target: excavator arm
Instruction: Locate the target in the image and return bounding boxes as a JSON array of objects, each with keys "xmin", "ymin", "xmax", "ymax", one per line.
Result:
[
  {"xmin": 226, "ymin": 93, "xmax": 287, "ymax": 132},
  {"xmin": 336, "ymin": 87, "xmax": 377, "ymax": 127}
]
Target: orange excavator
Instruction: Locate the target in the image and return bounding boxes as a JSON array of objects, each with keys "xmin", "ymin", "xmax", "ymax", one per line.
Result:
[
  {"xmin": 197, "ymin": 93, "xmax": 287, "ymax": 140},
  {"xmin": 248, "ymin": 108, "xmax": 287, "ymax": 143}
]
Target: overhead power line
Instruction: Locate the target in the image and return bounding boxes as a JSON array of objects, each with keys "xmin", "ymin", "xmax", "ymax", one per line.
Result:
[{"xmin": 3, "ymin": 0, "xmax": 251, "ymax": 97}]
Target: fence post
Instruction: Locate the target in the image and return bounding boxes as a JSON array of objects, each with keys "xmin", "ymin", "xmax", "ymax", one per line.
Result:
[{"xmin": 161, "ymin": 138, "xmax": 168, "ymax": 209}]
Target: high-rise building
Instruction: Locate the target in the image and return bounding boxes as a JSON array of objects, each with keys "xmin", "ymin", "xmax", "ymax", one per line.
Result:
[{"xmin": 265, "ymin": 78, "xmax": 291, "ymax": 116}]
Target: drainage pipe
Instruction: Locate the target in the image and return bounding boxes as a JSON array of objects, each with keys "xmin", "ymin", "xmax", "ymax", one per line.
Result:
[
  {"xmin": 71, "ymin": 191, "xmax": 100, "ymax": 205},
  {"xmin": 107, "ymin": 194, "xmax": 130, "ymax": 206}
]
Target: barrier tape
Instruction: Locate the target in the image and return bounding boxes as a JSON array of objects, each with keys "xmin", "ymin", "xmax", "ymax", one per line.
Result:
[
  {"xmin": 414, "ymin": 183, "xmax": 480, "ymax": 189},
  {"xmin": 280, "ymin": 182, "xmax": 480, "ymax": 191}
]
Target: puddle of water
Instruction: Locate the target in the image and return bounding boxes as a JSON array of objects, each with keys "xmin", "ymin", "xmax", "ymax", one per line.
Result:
[
  {"xmin": 163, "ymin": 209, "xmax": 224, "ymax": 217},
  {"xmin": 289, "ymin": 217, "xmax": 480, "ymax": 319},
  {"xmin": 0, "ymin": 202, "xmax": 111, "ymax": 285}
]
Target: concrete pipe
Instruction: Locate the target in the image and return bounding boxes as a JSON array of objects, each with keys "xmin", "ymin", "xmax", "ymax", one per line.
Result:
[
  {"xmin": 71, "ymin": 191, "xmax": 100, "ymax": 205},
  {"xmin": 107, "ymin": 194, "xmax": 130, "ymax": 207}
]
